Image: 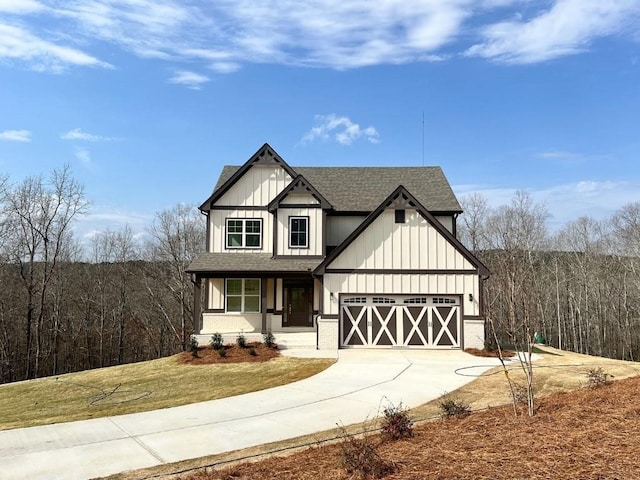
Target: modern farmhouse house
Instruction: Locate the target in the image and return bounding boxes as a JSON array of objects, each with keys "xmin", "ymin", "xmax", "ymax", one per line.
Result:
[{"xmin": 187, "ymin": 143, "xmax": 488, "ymax": 350}]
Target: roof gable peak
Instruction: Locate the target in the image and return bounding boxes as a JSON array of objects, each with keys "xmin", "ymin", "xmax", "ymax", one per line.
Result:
[{"xmin": 268, "ymin": 174, "xmax": 333, "ymax": 212}]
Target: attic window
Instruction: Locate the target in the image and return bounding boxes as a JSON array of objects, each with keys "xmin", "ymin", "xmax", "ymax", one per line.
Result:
[{"xmin": 395, "ymin": 209, "xmax": 406, "ymax": 224}]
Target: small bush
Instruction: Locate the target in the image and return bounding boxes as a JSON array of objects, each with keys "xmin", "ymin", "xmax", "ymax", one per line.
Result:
[
  {"xmin": 217, "ymin": 347, "xmax": 227, "ymax": 357},
  {"xmin": 189, "ymin": 336, "xmax": 199, "ymax": 358},
  {"xmin": 210, "ymin": 332, "xmax": 223, "ymax": 350},
  {"xmin": 263, "ymin": 330, "xmax": 276, "ymax": 348},
  {"xmin": 236, "ymin": 333, "xmax": 247, "ymax": 348},
  {"xmin": 586, "ymin": 367, "xmax": 611, "ymax": 388},
  {"xmin": 248, "ymin": 347, "xmax": 257, "ymax": 356},
  {"xmin": 338, "ymin": 431, "xmax": 396, "ymax": 479},
  {"xmin": 512, "ymin": 383, "xmax": 529, "ymax": 404},
  {"xmin": 438, "ymin": 397, "xmax": 471, "ymax": 419},
  {"xmin": 380, "ymin": 401, "xmax": 413, "ymax": 440}
]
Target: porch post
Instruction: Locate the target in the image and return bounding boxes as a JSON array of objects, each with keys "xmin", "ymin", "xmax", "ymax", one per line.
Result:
[
  {"xmin": 261, "ymin": 277, "xmax": 268, "ymax": 334},
  {"xmin": 193, "ymin": 275, "xmax": 202, "ymax": 334}
]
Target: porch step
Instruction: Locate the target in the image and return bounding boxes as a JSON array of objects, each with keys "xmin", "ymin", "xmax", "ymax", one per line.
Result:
[{"xmin": 193, "ymin": 332, "xmax": 316, "ymax": 350}]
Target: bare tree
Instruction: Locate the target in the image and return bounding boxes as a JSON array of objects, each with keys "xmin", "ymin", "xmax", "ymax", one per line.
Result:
[{"xmin": 459, "ymin": 193, "xmax": 490, "ymax": 251}]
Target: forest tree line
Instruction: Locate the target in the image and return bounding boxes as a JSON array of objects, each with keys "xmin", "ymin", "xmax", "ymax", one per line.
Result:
[
  {"xmin": 1, "ymin": 166, "xmax": 639, "ymax": 384},
  {"xmin": 0, "ymin": 166, "xmax": 204, "ymax": 383}
]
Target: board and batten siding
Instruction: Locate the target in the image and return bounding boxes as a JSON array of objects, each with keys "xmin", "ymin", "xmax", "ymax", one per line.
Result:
[
  {"xmin": 322, "ymin": 273, "xmax": 480, "ymax": 316},
  {"xmin": 275, "ymin": 207, "xmax": 323, "ymax": 256},
  {"xmin": 208, "ymin": 209, "xmax": 273, "ymax": 253},
  {"xmin": 215, "ymin": 165, "xmax": 293, "ymax": 207},
  {"xmin": 327, "ymin": 210, "xmax": 473, "ymax": 270},
  {"xmin": 280, "ymin": 193, "xmax": 319, "ymax": 206}
]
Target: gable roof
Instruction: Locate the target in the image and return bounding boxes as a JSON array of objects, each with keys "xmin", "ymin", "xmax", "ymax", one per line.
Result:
[
  {"xmin": 267, "ymin": 174, "xmax": 333, "ymax": 212},
  {"xmin": 212, "ymin": 165, "xmax": 461, "ymax": 213},
  {"xmin": 313, "ymin": 185, "xmax": 489, "ymax": 276},
  {"xmin": 199, "ymin": 143, "xmax": 298, "ymax": 210}
]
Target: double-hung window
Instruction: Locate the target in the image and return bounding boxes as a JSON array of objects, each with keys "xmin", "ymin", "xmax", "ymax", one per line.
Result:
[
  {"xmin": 226, "ymin": 279, "xmax": 261, "ymax": 313},
  {"xmin": 289, "ymin": 216, "xmax": 308, "ymax": 248},
  {"xmin": 226, "ymin": 218, "xmax": 262, "ymax": 249}
]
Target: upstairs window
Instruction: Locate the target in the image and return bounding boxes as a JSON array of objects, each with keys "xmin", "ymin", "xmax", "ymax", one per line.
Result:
[
  {"xmin": 289, "ymin": 216, "xmax": 309, "ymax": 248},
  {"xmin": 226, "ymin": 218, "xmax": 262, "ymax": 249}
]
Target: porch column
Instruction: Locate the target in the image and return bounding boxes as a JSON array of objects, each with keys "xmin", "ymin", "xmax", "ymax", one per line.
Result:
[
  {"xmin": 193, "ymin": 275, "xmax": 202, "ymax": 334},
  {"xmin": 261, "ymin": 277, "xmax": 268, "ymax": 334}
]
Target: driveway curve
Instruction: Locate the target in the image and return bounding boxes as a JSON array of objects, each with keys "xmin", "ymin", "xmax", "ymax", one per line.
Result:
[{"xmin": 0, "ymin": 349, "xmax": 506, "ymax": 480}]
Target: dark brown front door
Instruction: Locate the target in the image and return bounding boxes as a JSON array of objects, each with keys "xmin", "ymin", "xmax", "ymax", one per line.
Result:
[{"xmin": 284, "ymin": 282, "xmax": 313, "ymax": 327}]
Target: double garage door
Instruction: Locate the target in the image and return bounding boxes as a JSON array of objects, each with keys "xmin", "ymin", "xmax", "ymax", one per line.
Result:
[{"xmin": 340, "ymin": 295, "xmax": 460, "ymax": 348}]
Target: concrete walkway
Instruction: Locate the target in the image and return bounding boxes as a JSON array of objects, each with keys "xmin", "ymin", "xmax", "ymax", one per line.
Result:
[{"xmin": 0, "ymin": 349, "xmax": 509, "ymax": 480}]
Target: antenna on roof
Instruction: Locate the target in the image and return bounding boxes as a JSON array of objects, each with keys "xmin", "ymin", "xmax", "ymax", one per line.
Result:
[{"xmin": 422, "ymin": 111, "xmax": 425, "ymax": 166}]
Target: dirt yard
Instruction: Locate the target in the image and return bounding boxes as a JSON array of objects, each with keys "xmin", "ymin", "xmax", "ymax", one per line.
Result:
[{"xmin": 180, "ymin": 374, "xmax": 640, "ymax": 480}]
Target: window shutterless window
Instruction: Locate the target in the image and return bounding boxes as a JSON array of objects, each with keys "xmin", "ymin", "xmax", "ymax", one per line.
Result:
[
  {"xmin": 225, "ymin": 279, "xmax": 261, "ymax": 313},
  {"xmin": 289, "ymin": 216, "xmax": 308, "ymax": 248},
  {"xmin": 226, "ymin": 218, "xmax": 262, "ymax": 249}
]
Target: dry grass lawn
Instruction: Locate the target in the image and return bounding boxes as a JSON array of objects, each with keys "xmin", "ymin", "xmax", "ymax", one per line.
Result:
[
  {"xmin": 104, "ymin": 347, "xmax": 640, "ymax": 480},
  {"xmin": 0, "ymin": 352, "xmax": 334, "ymax": 431}
]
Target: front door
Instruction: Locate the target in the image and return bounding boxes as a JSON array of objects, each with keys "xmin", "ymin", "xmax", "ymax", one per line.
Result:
[{"xmin": 284, "ymin": 282, "xmax": 313, "ymax": 327}]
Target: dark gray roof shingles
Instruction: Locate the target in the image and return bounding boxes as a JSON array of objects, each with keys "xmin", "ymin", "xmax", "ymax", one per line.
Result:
[
  {"xmin": 187, "ymin": 253, "xmax": 321, "ymax": 273},
  {"xmin": 213, "ymin": 165, "xmax": 461, "ymax": 213}
]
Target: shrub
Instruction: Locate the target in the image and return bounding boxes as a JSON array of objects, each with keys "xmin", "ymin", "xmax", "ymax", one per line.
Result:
[
  {"xmin": 217, "ymin": 347, "xmax": 227, "ymax": 357},
  {"xmin": 210, "ymin": 332, "xmax": 223, "ymax": 350},
  {"xmin": 189, "ymin": 336, "xmax": 199, "ymax": 358},
  {"xmin": 248, "ymin": 347, "xmax": 257, "ymax": 356},
  {"xmin": 438, "ymin": 397, "xmax": 471, "ymax": 419},
  {"xmin": 513, "ymin": 383, "xmax": 529, "ymax": 404},
  {"xmin": 380, "ymin": 401, "xmax": 413, "ymax": 440},
  {"xmin": 263, "ymin": 330, "xmax": 276, "ymax": 348},
  {"xmin": 338, "ymin": 430, "xmax": 395, "ymax": 479},
  {"xmin": 236, "ymin": 333, "xmax": 247, "ymax": 348},
  {"xmin": 586, "ymin": 367, "xmax": 611, "ymax": 388}
]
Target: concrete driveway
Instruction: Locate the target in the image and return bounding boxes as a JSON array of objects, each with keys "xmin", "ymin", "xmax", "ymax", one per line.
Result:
[{"xmin": 0, "ymin": 349, "xmax": 507, "ymax": 480}]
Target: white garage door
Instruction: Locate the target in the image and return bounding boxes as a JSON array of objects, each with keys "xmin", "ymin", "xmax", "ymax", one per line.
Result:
[{"xmin": 340, "ymin": 295, "xmax": 460, "ymax": 349}]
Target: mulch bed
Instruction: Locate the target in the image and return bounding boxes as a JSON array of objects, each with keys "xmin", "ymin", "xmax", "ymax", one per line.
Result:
[
  {"xmin": 465, "ymin": 347, "xmax": 515, "ymax": 358},
  {"xmin": 177, "ymin": 342, "xmax": 280, "ymax": 365},
  {"xmin": 180, "ymin": 375, "xmax": 640, "ymax": 480}
]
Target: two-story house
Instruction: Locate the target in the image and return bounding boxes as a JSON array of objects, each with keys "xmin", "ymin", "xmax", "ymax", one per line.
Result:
[{"xmin": 187, "ymin": 143, "xmax": 488, "ymax": 350}]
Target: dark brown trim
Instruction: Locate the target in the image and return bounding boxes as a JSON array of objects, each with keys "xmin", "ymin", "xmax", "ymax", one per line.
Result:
[
  {"xmin": 225, "ymin": 217, "xmax": 264, "ymax": 250},
  {"xmin": 204, "ymin": 308, "xmax": 225, "ymax": 313},
  {"xmin": 288, "ymin": 215, "xmax": 310, "ymax": 249},
  {"xmin": 266, "ymin": 308, "xmax": 275, "ymax": 314},
  {"xmin": 193, "ymin": 275, "xmax": 203, "ymax": 333},
  {"xmin": 261, "ymin": 277, "xmax": 268, "ymax": 333},
  {"xmin": 199, "ymin": 143, "xmax": 298, "ymax": 211},
  {"xmin": 479, "ymin": 275, "xmax": 485, "ymax": 320},
  {"xmin": 463, "ymin": 315, "xmax": 485, "ymax": 320},
  {"xmin": 324, "ymin": 268, "xmax": 478, "ymax": 275},
  {"xmin": 320, "ymin": 314, "xmax": 339, "ymax": 319},
  {"xmin": 314, "ymin": 186, "xmax": 490, "ymax": 277},
  {"xmin": 267, "ymin": 174, "xmax": 333, "ymax": 212},
  {"xmin": 198, "ymin": 271, "xmax": 317, "ymax": 278},
  {"xmin": 274, "ymin": 310, "xmax": 283, "ymax": 316},
  {"xmin": 272, "ymin": 209, "xmax": 278, "ymax": 254},
  {"xmin": 204, "ymin": 210, "xmax": 211, "ymax": 253}
]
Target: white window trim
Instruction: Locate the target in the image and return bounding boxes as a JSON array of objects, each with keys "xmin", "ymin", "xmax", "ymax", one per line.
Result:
[
  {"xmin": 288, "ymin": 216, "xmax": 309, "ymax": 249},
  {"xmin": 225, "ymin": 278, "xmax": 261, "ymax": 313},
  {"xmin": 225, "ymin": 218, "xmax": 263, "ymax": 249}
]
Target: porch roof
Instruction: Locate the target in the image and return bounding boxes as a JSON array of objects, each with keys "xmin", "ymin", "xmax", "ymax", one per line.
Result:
[{"xmin": 186, "ymin": 252, "xmax": 322, "ymax": 274}]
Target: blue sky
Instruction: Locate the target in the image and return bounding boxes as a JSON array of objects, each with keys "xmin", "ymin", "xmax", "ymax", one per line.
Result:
[{"xmin": 1, "ymin": 0, "xmax": 639, "ymax": 243}]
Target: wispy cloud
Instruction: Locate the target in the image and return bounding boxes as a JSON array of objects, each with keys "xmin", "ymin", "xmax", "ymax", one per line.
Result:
[
  {"xmin": 467, "ymin": 0, "xmax": 640, "ymax": 64},
  {"xmin": 168, "ymin": 70, "xmax": 210, "ymax": 89},
  {"xmin": 0, "ymin": 23, "xmax": 112, "ymax": 73},
  {"xmin": 535, "ymin": 150, "xmax": 580, "ymax": 160},
  {"xmin": 0, "ymin": 129, "xmax": 31, "ymax": 142},
  {"xmin": 2, "ymin": 1, "xmax": 639, "ymax": 73},
  {"xmin": 74, "ymin": 147, "xmax": 91, "ymax": 166},
  {"xmin": 60, "ymin": 127, "xmax": 118, "ymax": 142},
  {"xmin": 302, "ymin": 114, "xmax": 380, "ymax": 145}
]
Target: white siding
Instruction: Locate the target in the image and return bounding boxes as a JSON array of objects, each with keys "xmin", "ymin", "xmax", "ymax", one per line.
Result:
[
  {"xmin": 322, "ymin": 273, "xmax": 479, "ymax": 316},
  {"xmin": 327, "ymin": 210, "xmax": 473, "ymax": 270},
  {"xmin": 434, "ymin": 215, "xmax": 454, "ymax": 233},
  {"xmin": 326, "ymin": 216, "xmax": 366, "ymax": 246},
  {"xmin": 275, "ymin": 207, "xmax": 323, "ymax": 256},
  {"xmin": 215, "ymin": 165, "xmax": 293, "ymax": 206},
  {"xmin": 280, "ymin": 193, "xmax": 319, "ymax": 205},
  {"xmin": 209, "ymin": 209, "xmax": 272, "ymax": 253},
  {"xmin": 207, "ymin": 278, "xmax": 224, "ymax": 309}
]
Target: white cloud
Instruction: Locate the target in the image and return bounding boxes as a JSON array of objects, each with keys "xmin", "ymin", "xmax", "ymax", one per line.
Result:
[
  {"xmin": 168, "ymin": 70, "xmax": 210, "ymax": 89},
  {"xmin": 467, "ymin": 0, "xmax": 640, "ymax": 64},
  {"xmin": 301, "ymin": 114, "xmax": 380, "ymax": 145},
  {"xmin": 0, "ymin": 0, "xmax": 43, "ymax": 14},
  {"xmin": 60, "ymin": 127, "xmax": 117, "ymax": 141},
  {"xmin": 74, "ymin": 147, "xmax": 91, "ymax": 166},
  {"xmin": 535, "ymin": 150, "xmax": 580, "ymax": 160},
  {"xmin": 0, "ymin": 129, "xmax": 31, "ymax": 142},
  {"xmin": 0, "ymin": 23, "xmax": 111, "ymax": 73}
]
